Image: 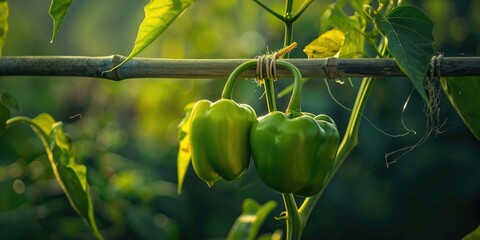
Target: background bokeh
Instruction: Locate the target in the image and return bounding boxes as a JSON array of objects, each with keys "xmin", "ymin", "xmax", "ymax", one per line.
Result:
[{"xmin": 1, "ymin": 0, "xmax": 479, "ymax": 239}]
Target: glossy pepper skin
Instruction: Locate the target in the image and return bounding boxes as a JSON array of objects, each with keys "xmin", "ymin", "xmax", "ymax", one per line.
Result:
[
  {"xmin": 250, "ymin": 112, "xmax": 339, "ymax": 197},
  {"xmin": 189, "ymin": 99, "xmax": 257, "ymax": 187}
]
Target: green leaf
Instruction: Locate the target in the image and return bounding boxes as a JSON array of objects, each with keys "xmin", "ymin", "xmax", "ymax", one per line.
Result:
[
  {"xmin": 463, "ymin": 225, "xmax": 480, "ymax": 240},
  {"xmin": 374, "ymin": 5, "xmax": 435, "ymax": 107},
  {"xmin": 32, "ymin": 113, "xmax": 55, "ymax": 137},
  {"xmin": 339, "ymin": 13, "xmax": 366, "ymax": 58},
  {"xmin": 177, "ymin": 102, "xmax": 195, "ymax": 194},
  {"xmin": 226, "ymin": 199, "xmax": 277, "ymax": 240},
  {"xmin": 441, "ymin": 77, "xmax": 480, "ymax": 141},
  {"xmin": 49, "ymin": 0, "xmax": 74, "ymax": 42},
  {"xmin": 31, "ymin": 114, "xmax": 103, "ymax": 239},
  {"xmin": 311, "ymin": 1, "xmax": 367, "ymax": 59},
  {"xmin": 0, "ymin": 0, "xmax": 8, "ymax": 56},
  {"xmin": 107, "ymin": 0, "xmax": 195, "ymax": 72},
  {"xmin": 320, "ymin": 0, "xmax": 366, "ymax": 33}
]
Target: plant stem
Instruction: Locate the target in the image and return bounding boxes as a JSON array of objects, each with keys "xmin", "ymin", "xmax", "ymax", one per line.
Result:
[
  {"xmin": 282, "ymin": 194, "xmax": 303, "ymax": 240},
  {"xmin": 285, "ymin": 0, "xmax": 294, "ymax": 17},
  {"xmin": 298, "ymin": 34, "xmax": 389, "ymax": 226},
  {"xmin": 298, "ymin": 76, "xmax": 376, "ymax": 221},
  {"xmin": 279, "ymin": 1, "xmax": 311, "ymax": 239},
  {"xmin": 292, "ymin": 0, "xmax": 313, "ymax": 22},
  {"xmin": 6, "ymin": 116, "xmax": 49, "ymax": 141},
  {"xmin": 282, "ymin": 0, "xmax": 294, "ymax": 57},
  {"xmin": 253, "ymin": 0, "xmax": 283, "ymax": 21},
  {"xmin": 284, "ymin": 22, "xmax": 294, "ymax": 52},
  {"xmin": 263, "ymin": 79, "xmax": 277, "ymax": 112},
  {"xmin": 6, "ymin": 116, "xmax": 55, "ymax": 180},
  {"xmin": 333, "ymin": 77, "xmax": 375, "ymax": 172}
]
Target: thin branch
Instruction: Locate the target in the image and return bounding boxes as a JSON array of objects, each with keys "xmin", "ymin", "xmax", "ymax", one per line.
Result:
[
  {"xmin": 0, "ymin": 56, "xmax": 479, "ymax": 80},
  {"xmin": 253, "ymin": 0, "xmax": 284, "ymax": 21},
  {"xmin": 291, "ymin": 0, "xmax": 313, "ymax": 22}
]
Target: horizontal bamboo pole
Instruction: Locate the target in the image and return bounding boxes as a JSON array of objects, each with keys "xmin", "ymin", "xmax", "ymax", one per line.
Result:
[{"xmin": 0, "ymin": 55, "xmax": 479, "ymax": 80}]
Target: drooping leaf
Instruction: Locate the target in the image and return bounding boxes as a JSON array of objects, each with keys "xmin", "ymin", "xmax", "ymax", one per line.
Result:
[
  {"xmin": 226, "ymin": 199, "xmax": 277, "ymax": 240},
  {"xmin": 374, "ymin": 5, "xmax": 435, "ymax": 107},
  {"xmin": 304, "ymin": 29, "xmax": 345, "ymax": 58},
  {"xmin": 463, "ymin": 225, "xmax": 480, "ymax": 240},
  {"xmin": 107, "ymin": 0, "xmax": 195, "ymax": 72},
  {"xmin": 441, "ymin": 77, "xmax": 480, "ymax": 141},
  {"xmin": 309, "ymin": 0, "xmax": 367, "ymax": 59},
  {"xmin": 31, "ymin": 113, "xmax": 103, "ymax": 239},
  {"xmin": 0, "ymin": 0, "xmax": 8, "ymax": 56},
  {"xmin": 339, "ymin": 13, "xmax": 366, "ymax": 58},
  {"xmin": 49, "ymin": 0, "xmax": 74, "ymax": 42},
  {"xmin": 177, "ymin": 102, "xmax": 195, "ymax": 194},
  {"xmin": 32, "ymin": 113, "xmax": 55, "ymax": 136}
]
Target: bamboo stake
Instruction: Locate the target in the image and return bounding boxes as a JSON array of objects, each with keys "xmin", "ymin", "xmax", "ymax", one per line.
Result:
[{"xmin": 0, "ymin": 55, "xmax": 479, "ymax": 80}]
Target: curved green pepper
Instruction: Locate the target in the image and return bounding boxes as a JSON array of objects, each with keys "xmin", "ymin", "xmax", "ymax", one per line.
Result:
[
  {"xmin": 250, "ymin": 61, "xmax": 340, "ymax": 197},
  {"xmin": 189, "ymin": 61, "xmax": 258, "ymax": 187}
]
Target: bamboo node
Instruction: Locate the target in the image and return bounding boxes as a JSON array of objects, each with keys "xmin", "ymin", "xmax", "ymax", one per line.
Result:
[
  {"xmin": 325, "ymin": 57, "xmax": 340, "ymax": 80},
  {"xmin": 429, "ymin": 52, "xmax": 444, "ymax": 79}
]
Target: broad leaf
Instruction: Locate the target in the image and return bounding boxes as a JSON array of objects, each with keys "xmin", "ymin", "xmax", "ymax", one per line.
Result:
[
  {"xmin": 319, "ymin": 1, "xmax": 366, "ymax": 58},
  {"xmin": 463, "ymin": 225, "xmax": 480, "ymax": 240},
  {"xmin": 320, "ymin": 0, "xmax": 366, "ymax": 32},
  {"xmin": 304, "ymin": 29, "xmax": 345, "ymax": 58},
  {"xmin": 108, "ymin": 0, "xmax": 195, "ymax": 72},
  {"xmin": 226, "ymin": 199, "xmax": 277, "ymax": 240},
  {"xmin": 0, "ymin": 0, "xmax": 8, "ymax": 56},
  {"xmin": 49, "ymin": 0, "xmax": 74, "ymax": 42},
  {"xmin": 31, "ymin": 114, "xmax": 103, "ymax": 239},
  {"xmin": 177, "ymin": 102, "xmax": 194, "ymax": 194},
  {"xmin": 339, "ymin": 13, "xmax": 366, "ymax": 58},
  {"xmin": 441, "ymin": 77, "xmax": 480, "ymax": 141},
  {"xmin": 374, "ymin": 6, "xmax": 434, "ymax": 107}
]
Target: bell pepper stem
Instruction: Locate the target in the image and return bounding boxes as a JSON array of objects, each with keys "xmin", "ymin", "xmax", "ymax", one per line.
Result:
[
  {"xmin": 221, "ymin": 60, "xmax": 257, "ymax": 100},
  {"xmin": 274, "ymin": 61, "xmax": 303, "ymax": 117},
  {"xmin": 222, "ymin": 60, "xmax": 303, "ymax": 117}
]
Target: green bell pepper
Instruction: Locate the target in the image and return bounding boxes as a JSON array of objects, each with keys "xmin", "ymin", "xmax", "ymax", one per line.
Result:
[
  {"xmin": 189, "ymin": 61, "xmax": 259, "ymax": 187},
  {"xmin": 250, "ymin": 61, "xmax": 340, "ymax": 197}
]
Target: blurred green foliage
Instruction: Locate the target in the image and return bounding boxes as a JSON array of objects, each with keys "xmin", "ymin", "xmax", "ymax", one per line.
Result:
[{"xmin": 0, "ymin": 0, "xmax": 479, "ymax": 239}]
